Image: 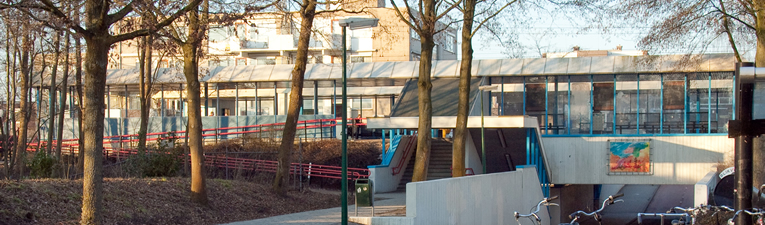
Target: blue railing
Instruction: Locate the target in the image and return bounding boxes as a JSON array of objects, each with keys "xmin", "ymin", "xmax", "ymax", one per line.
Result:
[{"xmin": 526, "ymin": 128, "xmax": 551, "ymax": 197}]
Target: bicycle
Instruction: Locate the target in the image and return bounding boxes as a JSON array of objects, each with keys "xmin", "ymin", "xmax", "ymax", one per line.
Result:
[
  {"xmin": 561, "ymin": 193, "xmax": 625, "ymax": 225},
  {"xmin": 514, "ymin": 196, "xmax": 560, "ymax": 225},
  {"xmin": 638, "ymin": 205, "xmax": 735, "ymax": 225},
  {"xmin": 729, "ymin": 208, "xmax": 765, "ymax": 225}
]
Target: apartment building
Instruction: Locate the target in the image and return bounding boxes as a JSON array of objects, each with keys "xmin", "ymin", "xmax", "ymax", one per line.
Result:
[{"xmin": 109, "ymin": 0, "xmax": 458, "ymax": 69}]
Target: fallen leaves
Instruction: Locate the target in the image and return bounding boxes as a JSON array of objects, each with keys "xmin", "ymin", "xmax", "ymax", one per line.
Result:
[{"xmin": 0, "ymin": 177, "xmax": 343, "ymax": 225}]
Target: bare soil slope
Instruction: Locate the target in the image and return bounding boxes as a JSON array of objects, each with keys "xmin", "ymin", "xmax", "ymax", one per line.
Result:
[{"xmin": 0, "ymin": 178, "xmax": 342, "ymax": 225}]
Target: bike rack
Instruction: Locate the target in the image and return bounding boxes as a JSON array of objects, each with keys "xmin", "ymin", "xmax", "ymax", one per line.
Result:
[{"xmin": 637, "ymin": 213, "xmax": 690, "ymax": 224}]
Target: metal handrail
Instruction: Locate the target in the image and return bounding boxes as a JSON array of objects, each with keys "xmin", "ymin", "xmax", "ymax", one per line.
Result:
[{"xmin": 391, "ymin": 134, "xmax": 417, "ymax": 175}]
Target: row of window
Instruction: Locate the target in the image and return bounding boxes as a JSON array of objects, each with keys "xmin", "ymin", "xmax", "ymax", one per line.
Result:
[{"xmin": 489, "ymin": 73, "xmax": 734, "ymax": 135}]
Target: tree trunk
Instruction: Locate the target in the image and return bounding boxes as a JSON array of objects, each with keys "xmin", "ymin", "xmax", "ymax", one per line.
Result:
[
  {"xmin": 183, "ymin": 42, "xmax": 208, "ymax": 205},
  {"xmin": 75, "ymin": 34, "xmax": 84, "ymax": 176},
  {"xmin": 47, "ymin": 31, "xmax": 62, "ymax": 156},
  {"xmin": 56, "ymin": 31, "xmax": 71, "ymax": 165},
  {"xmin": 412, "ymin": 31, "xmax": 435, "ymax": 182},
  {"xmin": 184, "ymin": 4, "xmax": 208, "ymax": 205},
  {"xmin": 5, "ymin": 25, "xmax": 18, "ymax": 178},
  {"xmin": 453, "ymin": 0, "xmax": 476, "ymax": 177},
  {"xmin": 138, "ymin": 36, "xmax": 153, "ymax": 152},
  {"xmin": 13, "ymin": 33, "xmax": 31, "ymax": 179},
  {"xmin": 273, "ymin": 0, "xmax": 316, "ymax": 195},
  {"xmin": 80, "ymin": 37, "xmax": 109, "ymax": 225}
]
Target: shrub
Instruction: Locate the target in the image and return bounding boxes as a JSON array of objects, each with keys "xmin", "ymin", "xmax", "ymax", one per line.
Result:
[
  {"xmin": 29, "ymin": 151, "xmax": 57, "ymax": 178},
  {"xmin": 125, "ymin": 136, "xmax": 183, "ymax": 177}
]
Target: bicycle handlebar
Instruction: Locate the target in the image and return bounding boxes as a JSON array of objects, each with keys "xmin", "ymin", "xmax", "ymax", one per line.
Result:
[
  {"xmin": 731, "ymin": 208, "xmax": 765, "ymax": 221},
  {"xmin": 569, "ymin": 194, "xmax": 625, "ymax": 223},
  {"xmin": 514, "ymin": 196, "xmax": 560, "ymax": 224}
]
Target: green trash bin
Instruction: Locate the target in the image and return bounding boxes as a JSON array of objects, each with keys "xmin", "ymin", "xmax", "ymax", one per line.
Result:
[{"xmin": 355, "ymin": 179, "xmax": 374, "ymax": 216}]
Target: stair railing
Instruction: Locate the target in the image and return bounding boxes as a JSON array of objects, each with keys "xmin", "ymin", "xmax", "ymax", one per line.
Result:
[{"xmin": 392, "ymin": 135, "xmax": 417, "ymax": 175}]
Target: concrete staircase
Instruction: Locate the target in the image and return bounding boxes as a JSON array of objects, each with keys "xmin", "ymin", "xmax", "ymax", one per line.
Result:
[{"xmin": 397, "ymin": 139, "xmax": 454, "ymax": 191}]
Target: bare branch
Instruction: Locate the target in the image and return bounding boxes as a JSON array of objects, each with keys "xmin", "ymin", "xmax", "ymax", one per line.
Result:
[
  {"xmin": 471, "ymin": 0, "xmax": 517, "ymax": 37},
  {"xmin": 110, "ymin": 0, "xmax": 204, "ymax": 44},
  {"xmin": 106, "ymin": 2, "xmax": 135, "ymax": 26}
]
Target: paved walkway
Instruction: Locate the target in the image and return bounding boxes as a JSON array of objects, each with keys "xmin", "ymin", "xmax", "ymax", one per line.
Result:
[
  {"xmin": 600, "ymin": 185, "xmax": 660, "ymax": 225},
  {"xmin": 223, "ymin": 191, "xmax": 407, "ymax": 225}
]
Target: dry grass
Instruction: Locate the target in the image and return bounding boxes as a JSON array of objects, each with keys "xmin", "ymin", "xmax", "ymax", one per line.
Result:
[{"xmin": 0, "ymin": 177, "xmax": 347, "ymax": 225}]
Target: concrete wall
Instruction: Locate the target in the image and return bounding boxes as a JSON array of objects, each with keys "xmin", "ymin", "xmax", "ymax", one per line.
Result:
[
  {"xmin": 465, "ymin": 131, "xmax": 483, "ymax": 175},
  {"xmin": 694, "ymin": 171, "xmax": 718, "ymax": 207},
  {"xmin": 543, "ymin": 135, "xmax": 733, "ymax": 184},
  {"xmin": 406, "ymin": 167, "xmax": 550, "ymax": 225},
  {"xmin": 368, "ymin": 135, "xmax": 417, "ymax": 193}
]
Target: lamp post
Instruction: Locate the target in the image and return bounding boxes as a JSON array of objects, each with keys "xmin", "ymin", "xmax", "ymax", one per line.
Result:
[
  {"xmin": 338, "ymin": 17, "xmax": 378, "ymax": 225},
  {"xmin": 478, "ymin": 85, "xmax": 497, "ymax": 174},
  {"xmin": 731, "ymin": 63, "xmax": 765, "ymax": 225}
]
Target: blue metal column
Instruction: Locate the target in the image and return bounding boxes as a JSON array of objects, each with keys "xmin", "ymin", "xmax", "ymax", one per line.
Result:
[
  {"xmin": 106, "ymin": 85, "xmax": 110, "ymax": 118},
  {"xmin": 660, "ymin": 74, "xmax": 664, "ymax": 134},
  {"xmin": 314, "ymin": 80, "xmax": 319, "ymax": 138},
  {"xmin": 526, "ymin": 129, "xmax": 530, "ymax": 165},
  {"xmin": 254, "ymin": 82, "xmax": 259, "ymax": 127},
  {"xmin": 161, "ymin": 85, "xmax": 165, "ymax": 133},
  {"xmin": 732, "ymin": 73, "xmax": 736, "ymax": 120},
  {"xmin": 273, "ymin": 81, "xmax": 277, "ymax": 123},
  {"xmin": 589, "ymin": 75, "xmax": 594, "ymax": 134},
  {"xmin": 708, "ymin": 73, "xmax": 712, "ymax": 134},
  {"xmin": 382, "ymin": 129, "xmax": 386, "ymax": 158},
  {"xmin": 235, "ymin": 83, "xmax": 239, "ymax": 131},
  {"xmin": 544, "ymin": 76, "xmax": 549, "ymax": 134},
  {"xmin": 501, "ymin": 76, "xmax": 505, "ymax": 115},
  {"xmin": 523, "ymin": 78, "xmax": 526, "ymax": 115},
  {"xmin": 637, "ymin": 75, "xmax": 640, "ymax": 133},
  {"xmin": 333, "ymin": 80, "xmax": 337, "ymax": 138},
  {"xmin": 613, "ymin": 75, "xmax": 617, "ymax": 134},
  {"xmin": 683, "ymin": 74, "xmax": 687, "ymax": 134},
  {"xmin": 567, "ymin": 75, "xmax": 571, "ymax": 134}
]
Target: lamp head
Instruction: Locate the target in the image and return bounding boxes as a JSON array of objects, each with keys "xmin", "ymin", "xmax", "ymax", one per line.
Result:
[{"xmin": 339, "ymin": 17, "xmax": 379, "ymax": 30}]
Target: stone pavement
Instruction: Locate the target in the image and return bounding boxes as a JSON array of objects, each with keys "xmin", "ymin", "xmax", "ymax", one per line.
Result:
[
  {"xmin": 223, "ymin": 191, "xmax": 407, "ymax": 225},
  {"xmin": 599, "ymin": 185, "xmax": 660, "ymax": 225}
]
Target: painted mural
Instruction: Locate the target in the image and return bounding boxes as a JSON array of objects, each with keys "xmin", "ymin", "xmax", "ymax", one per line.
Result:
[{"xmin": 608, "ymin": 140, "xmax": 651, "ymax": 173}]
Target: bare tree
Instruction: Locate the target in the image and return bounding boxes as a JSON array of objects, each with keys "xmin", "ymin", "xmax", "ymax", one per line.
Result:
[
  {"xmin": 272, "ymin": 0, "xmax": 320, "ymax": 196},
  {"xmin": 453, "ymin": 0, "xmax": 514, "ymax": 177},
  {"xmin": 56, "ymin": 30, "xmax": 71, "ymax": 170},
  {"xmin": 1, "ymin": 0, "xmax": 203, "ymax": 222},
  {"xmin": 389, "ymin": 0, "xmax": 460, "ymax": 182},
  {"xmin": 13, "ymin": 28, "xmax": 32, "ymax": 180},
  {"xmin": 46, "ymin": 30, "xmax": 62, "ymax": 156},
  {"xmin": 137, "ymin": 34, "xmax": 153, "ymax": 152}
]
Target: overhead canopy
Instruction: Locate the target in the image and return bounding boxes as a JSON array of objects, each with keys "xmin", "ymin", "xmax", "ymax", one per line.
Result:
[
  {"xmin": 366, "ymin": 116, "xmax": 538, "ymax": 129},
  {"xmin": 61, "ymin": 54, "xmax": 734, "ymax": 86}
]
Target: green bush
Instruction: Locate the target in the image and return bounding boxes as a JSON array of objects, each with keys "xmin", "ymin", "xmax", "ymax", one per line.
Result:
[
  {"xmin": 125, "ymin": 136, "xmax": 183, "ymax": 177},
  {"xmin": 29, "ymin": 151, "xmax": 57, "ymax": 178}
]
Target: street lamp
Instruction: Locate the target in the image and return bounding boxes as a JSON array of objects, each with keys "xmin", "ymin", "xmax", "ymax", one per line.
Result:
[
  {"xmin": 338, "ymin": 17, "xmax": 378, "ymax": 225},
  {"xmin": 478, "ymin": 85, "xmax": 498, "ymax": 174},
  {"xmin": 731, "ymin": 63, "xmax": 765, "ymax": 225}
]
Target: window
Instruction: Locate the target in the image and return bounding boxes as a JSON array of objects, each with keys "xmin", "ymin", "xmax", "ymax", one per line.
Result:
[
  {"xmin": 525, "ymin": 83, "xmax": 546, "ymax": 112},
  {"xmin": 302, "ymin": 98, "xmax": 314, "ymax": 115},
  {"xmin": 593, "ymin": 83, "xmax": 615, "ymax": 111},
  {"xmin": 350, "ymin": 56, "xmax": 367, "ymax": 63},
  {"xmin": 236, "ymin": 24, "xmax": 247, "ymax": 40},
  {"xmin": 352, "ymin": 98, "xmax": 373, "ymax": 110},
  {"xmin": 444, "ymin": 34, "xmax": 455, "ymax": 53},
  {"xmin": 209, "ymin": 26, "xmax": 232, "ymax": 42},
  {"xmin": 236, "ymin": 58, "xmax": 247, "ymax": 66},
  {"xmin": 410, "ymin": 28, "xmax": 420, "ymax": 40},
  {"xmin": 663, "ymin": 80, "xmax": 685, "ymax": 110}
]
